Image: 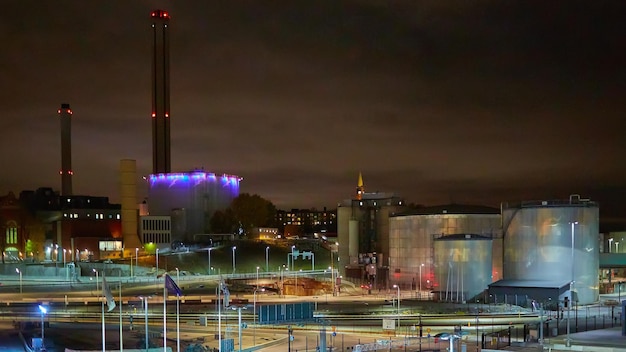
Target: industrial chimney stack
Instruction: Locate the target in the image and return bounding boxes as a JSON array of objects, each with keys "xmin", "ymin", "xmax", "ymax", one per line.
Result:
[
  {"xmin": 58, "ymin": 103, "xmax": 73, "ymax": 196},
  {"xmin": 150, "ymin": 10, "xmax": 171, "ymax": 174}
]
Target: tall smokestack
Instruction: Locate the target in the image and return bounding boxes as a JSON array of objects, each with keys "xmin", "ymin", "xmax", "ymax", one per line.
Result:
[
  {"xmin": 150, "ymin": 9, "xmax": 171, "ymax": 174},
  {"xmin": 58, "ymin": 103, "xmax": 73, "ymax": 195},
  {"xmin": 120, "ymin": 159, "xmax": 142, "ymax": 249}
]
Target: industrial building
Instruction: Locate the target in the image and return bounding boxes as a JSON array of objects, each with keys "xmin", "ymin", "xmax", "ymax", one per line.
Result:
[
  {"xmin": 336, "ymin": 173, "xmax": 406, "ymax": 287},
  {"xmin": 144, "ymin": 10, "xmax": 241, "ymax": 244}
]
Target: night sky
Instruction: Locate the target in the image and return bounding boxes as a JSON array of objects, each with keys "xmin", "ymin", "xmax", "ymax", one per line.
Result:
[{"xmin": 1, "ymin": 1, "xmax": 624, "ymax": 218}]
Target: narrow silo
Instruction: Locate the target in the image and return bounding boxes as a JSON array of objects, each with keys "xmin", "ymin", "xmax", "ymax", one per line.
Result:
[
  {"xmin": 434, "ymin": 234, "xmax": 493, "ymax": 301},
  {"xmin": 502, "ymin": 197, "xmax": 599, "ymax": 304}
]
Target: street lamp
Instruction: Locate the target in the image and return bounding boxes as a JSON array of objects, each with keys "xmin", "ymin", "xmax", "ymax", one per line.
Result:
[
  {"xmin": 609, "ymin": 238, "xmax": 614, "ymax": 253},
  {"xmin": 253, "ymin": 287, "xmax": 265, "ymax": 346},
  {"xmin": 265, "ymin": 246, "xmax": 270, "ymax": 273},
  {"xmin": 208, "ymin": 248, "xmax": 213, "ymax": 275},
  {"xmin": 39, "ymin": 305, "xmax": 47, "ymax": 349},
  {"xmin": 567, "ymin": 221, "xmax": 578, "ymax": 347},
  {"xmin": 135, "ymin": 247, "xmax": 139, "ymax": 272},
  {"xmin": 16, "ymin": 268, "xmax": 22, "ymax": 294},
  {"xmin": 139, "ymin": 296, "xmax": 150, "ymax": 351},
  {"xmin": 419, "ymin": 263, "xmax": 424, "ymax": 299},
  {"xmin": 92, "ymin": 268, "xmax": 99, "ymax": 295},
  {"xmin": 256, "ymin": 266, "xmax": 260, "ymax": 290},
  {"xmin": 63, "ymin": 249, "xmax": 67, "ymax": 267},
  {"xmin": 393, "ymin": 284, "xmax": 400, "ymax": 330},
  {"xmin": 616, "ymin": 241, "xmax": 620, "ymax": 253},
  {"xmin": 156, "ymin": 248, "xmax": 160, "ymax": 276},
  {"xmin": 232, "ymin": 246, "xmax": 237, "ymax": 273},
  {"xmin": 291, "ymin": 245, "xmax": 296, "ymax": 271}
]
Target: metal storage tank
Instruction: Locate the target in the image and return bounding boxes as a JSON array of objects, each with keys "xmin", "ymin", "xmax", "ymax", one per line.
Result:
[
  {"xmin": 434, "ymin": 234, "xmax": 493, "ymax": 302},
  {"xmin": 389, "ymin": 204, "xmax": 501, "ymax": 290},
  {"xmin": 148, "ymin": 171, "xmax": 240, "ymax": 242},
  {"xmin": 502, "ymin": 197, "xmax": 599, "ymax": 304}
]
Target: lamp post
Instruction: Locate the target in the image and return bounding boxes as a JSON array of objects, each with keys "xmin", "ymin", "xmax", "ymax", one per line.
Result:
[
  {"xmin": 92, "ymin": 268, "xmax": 99, "ymax": 295},
  {"xmin": 16, "ymin": 268, "xmax": 22, "ymax": 294},
  {"xmin": 256, "ymin": 266, "xmax": 260, "ymax": 290},
  {"xmin": 140, "ymin": 296, "xmax": 150, "ymax": 351},
  {"xmin": 265, "ymin": 246, "xmax": 270, "ymax": 272},
  {"xmin": 63, "ymin": 249, "xmax": 67, "ymax": 267},
  {"xmin": 609, "ymin": 238, "xmax": 614, "ymax": 253},
  {"xmin": 616, "ymin": 241, "xmax": 620, "ymax": 253},
  {"xmin": 207, "ymin": 248, "xmax": 213, "ymax": 275},
  {"xmin": 232, "ymin": 246, "xmax": 237, "ymax": 274},
  {"xmin": 135, "ymin": 247, "xmax": 139, "ymax": 271},
  {"xmin": 39, "ymin": 305, "xmax": 47, "ymax": 349},
  {"xmin": 419, "ymin": 263, "xmax": 424, "ymax": 299},
  {"xmin": 253, "ymin": 288, "xmax": 265, "ymax": 346},
  {"xmin": 291, "ymin": 245, "xmax": 296, "ymax": 271},
  {"xmin": 393, "ymin": 284, "xmax": 400, "ymax": 330},
  {"xmin": 566, "ymin": 221, "xmax": 578, "ymax": 347}
]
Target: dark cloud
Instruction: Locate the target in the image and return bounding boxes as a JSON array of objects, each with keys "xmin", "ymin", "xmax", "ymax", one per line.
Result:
[{"xmin": 1, "ymin": 0, "xmax": 624, "ymax": 223}]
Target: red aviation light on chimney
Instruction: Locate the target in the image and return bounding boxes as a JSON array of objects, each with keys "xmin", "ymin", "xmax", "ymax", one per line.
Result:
[
  {"xmin": 165, "ymin": 113, "xmax": 169, "ymax": 118},
  {"xmin": 151, "ymin": 10, "xmax": 170, "ymax": 19},
  {"xmin": 151, "ymin": 113, "xmax": 156, "ymax": 117}
]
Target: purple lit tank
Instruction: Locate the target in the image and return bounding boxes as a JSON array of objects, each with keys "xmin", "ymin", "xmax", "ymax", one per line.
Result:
[{"xmin": 148, "ymin": 171, "xmax": 241, "ymax": 241}]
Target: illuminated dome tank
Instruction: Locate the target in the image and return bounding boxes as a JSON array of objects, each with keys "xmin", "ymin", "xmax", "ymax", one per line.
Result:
[
  {"xmin": 502, "ymin": 197, "xmax": 599, "ymax": 305},
  {"xmin": 148, "ymin": 171, "xmax": 241, "ymax": 242}
]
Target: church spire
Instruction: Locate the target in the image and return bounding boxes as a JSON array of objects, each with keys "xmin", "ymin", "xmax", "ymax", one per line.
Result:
[{"xmin": 356, "ymin": 172, "xmax": 365, "ymax": 200}]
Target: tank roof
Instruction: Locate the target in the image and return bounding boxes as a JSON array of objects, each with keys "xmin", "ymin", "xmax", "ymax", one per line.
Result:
[
  {"xmin": 502, "ymin": 195, "xmax": 597, "ymax": 210},
  {"xmin": 434, "ymin": 234, "xmax": 491, "ymax": 241},
  {"xmin": 392, "ymin": 203, "xmax": 500, "ymax": 216}
]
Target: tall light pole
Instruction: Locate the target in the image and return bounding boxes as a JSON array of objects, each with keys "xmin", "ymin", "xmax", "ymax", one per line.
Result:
[
  {"xmin": 253, "ymin": 288, "xmax": 265, "ymax": 346},
  {"xmin": 393, "ymin": 284, "xmax": 400, "ymax": 330},
  {"xmin": 256, "ymin": 266, "xmax": 260, "ymax": 290},
  {"xmin": 609, "ymin": 238, "xmax": 614, "ymax": 253},
  {"xmin": 135, "ymin": 247, "xmax": 139, "ymax": 272},
  {"xmin": 92, "ymin": 268, "xmax": 99, "ymax": 295},
  {"xmin": 207, "ymin": 248, "xmax": 213, "ymax": 275},
  {"xmin": 265, "ymin": 246, "xmax": 270, "ymax": 273},
  {"xmin": 232, "ymin": 246, "xmax": 237, "ymax": 274},
  {"xmin": 63, "ymin": 249, "xmax": 67, "ymax": 267},
  {"xmin": 140, "ymin": 296, "xmax": 149, "ymax": 351},
  {"xmin": 16, "ymin": 268, "xmax": 22, "ymax": 294},
  {"xmin": 156, "ymin": 248, "xmax": 160, "ymax": 276},
  {"xmin": 567, "ymin": 221, "xmax": 578, "ymax": 347},
  {"xmin": 419, "ymin": 263, "xmax": 424, "ymax": 298},
  {"xmin": 291, "ymin": 245, "xmax": 296, "ymax": 271},
  {"xmin": 39, "ymin": 305, "xmax": 47, "ymax": 349}
]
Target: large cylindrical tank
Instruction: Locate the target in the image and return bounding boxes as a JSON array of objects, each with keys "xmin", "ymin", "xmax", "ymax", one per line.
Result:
[
  {"xmin": 502, "ymin": 199, "xmax": 599, "ymax": 304},
  {"xmin": 388, "ymin": 204, "xmax": 501, "ymax": 289},
  {"xmin": 148, "ymin": 172, "xmax": 240, "ymax": 242},
  {"xmin": 434, "ymin": 234, "xmax": 493, "ymax": 301}
]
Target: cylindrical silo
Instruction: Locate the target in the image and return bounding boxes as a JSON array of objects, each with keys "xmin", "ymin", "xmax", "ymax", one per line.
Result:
[
  {"xmin": 434, "ymin": 234, "xmax": 493, "ymax": 302},
  {"xmin": 502, "ymin": 199, "xmax": 599, "ymax": 304},
  {"xmin": 120, "ymin": 159, "xmax": 142, "ymax": 249},
  {"xmin": 389, "ymin": 204, "xmax": 501, "ymax": 290},
  {"xmin": 348, "ymin": 219, "xmax": 359, "ymax": 264}
]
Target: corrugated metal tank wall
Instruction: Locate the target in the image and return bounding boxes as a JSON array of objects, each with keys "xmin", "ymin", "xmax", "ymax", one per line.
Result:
[
  {"xmin": 434, "ymin": 235, "xmax": 493, "ymax": 301},
  {"xmin": 502, "ymin": 203, "xmax": 599, "ymax": 304},
  {"xmin": 148, "ymin": 172, "xmax": 240, "ymax": 242},
  {"xmin": 389, "ymin": 213, "xmax": 500, "ymax": 289}
]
